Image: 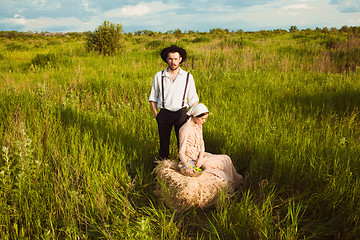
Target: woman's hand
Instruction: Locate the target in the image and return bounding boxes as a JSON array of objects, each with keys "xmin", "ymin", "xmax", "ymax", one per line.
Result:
[
  {"xmin": 186, "ymin": 167, "xmax": 195, "ymax": 174},
  {"xmin": 196, "ymin": 155, "xmax": 205, "ymax": 168}
]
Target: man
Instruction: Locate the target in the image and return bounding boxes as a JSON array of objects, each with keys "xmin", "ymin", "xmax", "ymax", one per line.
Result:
[{"xmin": 149, "ymin": 45, "xmax": 199, "ymax": 159}]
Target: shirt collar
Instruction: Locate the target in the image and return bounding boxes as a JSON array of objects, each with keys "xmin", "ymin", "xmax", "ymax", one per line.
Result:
[{"xmin": 163, "ymin": 67, "xmax": 185, "ymax": 76}]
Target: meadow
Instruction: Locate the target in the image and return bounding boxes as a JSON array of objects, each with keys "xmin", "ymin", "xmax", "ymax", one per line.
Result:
[{"xmin": 1, "ymin": 27, "xmax": 360, "ymax": 239}]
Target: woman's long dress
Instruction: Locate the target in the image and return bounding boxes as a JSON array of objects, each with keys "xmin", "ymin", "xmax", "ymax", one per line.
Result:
[{"xmin": 178, "ymin": 119, "xmax": 243, "ymax": 189}]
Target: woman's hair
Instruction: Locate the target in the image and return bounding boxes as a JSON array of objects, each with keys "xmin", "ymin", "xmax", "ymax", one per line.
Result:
[{"xmin": 195, "ymin": 112, "xmax": 209, "ymax": 118}]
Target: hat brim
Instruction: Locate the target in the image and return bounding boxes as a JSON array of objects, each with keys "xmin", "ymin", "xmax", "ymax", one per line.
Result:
[{"xmin": 161, "ymin": 45, "xmax": 187, "ymax": 63}]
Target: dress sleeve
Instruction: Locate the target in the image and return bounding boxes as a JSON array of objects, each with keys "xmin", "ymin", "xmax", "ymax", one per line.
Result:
[
  {"xmin": 200, "ymin": 130, "xmax": 205, "ymax": 152},
  {"xmin": 178, "ymin": 126, "xmax": 190, "ymax": 162}
]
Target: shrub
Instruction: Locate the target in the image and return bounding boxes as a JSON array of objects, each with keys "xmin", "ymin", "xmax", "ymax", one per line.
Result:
[
  {"xmin": 321, "ymin": 35, "xmax": 347, "ymax": 49},
  {"xmin": 85, "ymin": 21, "xmax": 124, "ymax": 55},
  {"xmin": 230, "ymin": 38, "xmax": 247, "ymax": 48},
  {"xmin": 47, "ymin": 41, "xmax": 61, "ymax": 46},
  {"xmin": 31, "ymin": 53, "xmax": 56, "ymax": 68},
  {"xmin": 6, "ymin": 43, "xmax": 29, "ymax": 51},
  {"xmin": 30, "ymin": 52, "xmax": 72, "ymax": 69},
  {"xmin": 330, "ymin": 48, "xmax": 360, "ymax": 72},
  {"xmin": 192, "ymin": 36, "xmax": 211, "ymax": 43},
  {"xmin": 209, "ymin": 28, "xmax": 229, "ymax": 35},
  {"xmin": 146, "ymin": 40, "xmax": 165, "ymax": 49},
  {"xmin": 330, "ymin": 37, "xmax": 360, "ymax": 72},
  {"xmin": 289, "ymin": 26, "xmax": 299, "ymax": 33}
]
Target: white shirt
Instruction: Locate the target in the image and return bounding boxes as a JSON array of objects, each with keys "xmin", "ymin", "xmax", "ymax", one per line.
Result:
[{"xmin": 149, "ymin": 68, "xmax": 199, "ymax": 111}]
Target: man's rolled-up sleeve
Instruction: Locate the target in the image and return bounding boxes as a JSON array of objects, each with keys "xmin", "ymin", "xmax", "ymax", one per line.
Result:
[
  {"xmin": 149, "ymin": 74, "xmax": 159, "ymax": 103},
  {"xmin": 187, "ymin": 74, "xmax": 199, "ymax": 107}
]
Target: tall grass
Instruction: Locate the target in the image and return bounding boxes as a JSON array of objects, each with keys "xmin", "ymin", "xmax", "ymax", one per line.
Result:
[{"xmin": 1, "ymin": 29, "xmax": 360, "ymax": 239}]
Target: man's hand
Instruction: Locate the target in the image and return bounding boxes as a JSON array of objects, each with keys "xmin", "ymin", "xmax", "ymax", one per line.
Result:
[{"xmin": 150, "ymin": 101, "xmax": 158, "ymax": 119}]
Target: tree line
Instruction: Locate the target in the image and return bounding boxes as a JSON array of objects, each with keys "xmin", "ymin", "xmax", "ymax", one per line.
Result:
[{"xmin": 1, "ymin": 25, "xmax": 360, "ymax": 39}]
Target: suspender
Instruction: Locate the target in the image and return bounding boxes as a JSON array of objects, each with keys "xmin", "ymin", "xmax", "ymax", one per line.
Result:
[
  {"xmin": 161, "ymin": 71, "xmax": 190, "ymax": 109},
  {"xmin": 161, "ymin": 71, "xmax": 165, "ymax": 108},
  {"xmin": 182, "ymin": 73, "xmax": 190, "ymax": 107}
]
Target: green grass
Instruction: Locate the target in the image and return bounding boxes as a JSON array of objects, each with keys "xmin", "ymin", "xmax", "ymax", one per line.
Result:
[{"xmin": 1, "ymin": 29, "xmax": 360, "ymax": 239}]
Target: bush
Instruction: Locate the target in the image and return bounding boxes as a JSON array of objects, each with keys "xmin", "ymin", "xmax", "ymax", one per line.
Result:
[
  {"xmin": 85, "ymin": 21, "xmax": 124, "ymax": 55},
  {"xmin": 321, "ymin": 35, "xmax": 347, "ymax": 49},
  {"xmin": 31, "ymin": 53, "xmax": 56, "ymax": 68},
  {"xmin": 6, "ymin": 43, "xmax": 29, "ymax": 51},
  {"xmin": 289, "ymin": 25, "xmax": 299, "ymax": 33},
  {"xmin": 47, "ymin": 41, "xmax": 61, "ymax": 46},
  {"xmin": 146, "ymin": 40, "xmax": 165, "ymax": 49},
  {"xmin": 230, "ymin": 38, "xmax": 247, "ymax": 48},
  {"xmin": 30, "ymin": 52, "xmax": 73, "ymax": 69},
  {"xmin": 330, "ymin": 37, "xmax": 360, "ymax": 72},
  {"xmin": 192, "ymin": 36, "xmax": 211, "ymax": 43}
]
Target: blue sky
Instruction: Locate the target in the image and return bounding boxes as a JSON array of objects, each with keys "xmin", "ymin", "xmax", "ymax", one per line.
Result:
[{"xmin": 0, "ymin": 0, "xmax": 359, "ymax": 33}]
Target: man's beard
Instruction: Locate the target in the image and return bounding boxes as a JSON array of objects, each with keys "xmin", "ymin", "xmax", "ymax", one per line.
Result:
[{"xmin": 169, "ymin": 64, "xmax": 179, "ymax": 70}]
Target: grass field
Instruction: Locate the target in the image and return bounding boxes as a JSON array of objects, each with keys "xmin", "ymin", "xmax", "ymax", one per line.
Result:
[{"xmin": 1, "ymin": 27, "xmax": 360, "ymax": 239}]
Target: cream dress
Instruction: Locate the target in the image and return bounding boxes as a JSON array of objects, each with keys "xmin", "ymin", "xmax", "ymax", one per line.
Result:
[{"xmin": 178, "ymin": 119, "xmax": 243, "ymax": 189}]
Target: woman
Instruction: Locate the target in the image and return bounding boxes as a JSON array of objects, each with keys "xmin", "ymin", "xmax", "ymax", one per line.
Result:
[{"xmin": 178, "ymin": 103, "xmax": 244, "ymax": 190}]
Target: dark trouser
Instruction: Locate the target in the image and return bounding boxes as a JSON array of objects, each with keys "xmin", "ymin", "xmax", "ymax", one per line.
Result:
[{"xmin": 156, "ymin": 107, "xmax": 188, "ymax": 159}]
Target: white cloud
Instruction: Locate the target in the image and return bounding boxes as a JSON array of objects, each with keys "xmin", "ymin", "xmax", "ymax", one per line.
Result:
[
  {"xmin": 349, "ymin": 15, "xmax": 360, "ymax": 24},
  {"xmin": 283, "ymin": 4, "xmax": 313, "ymax": 10},
  {"xmin": 232, "ymin": 0, "xmax": 353, "ymax": 30},
  {"xmin": 11, "ymin": 16, "xmax": 28, "ymax": 25},
  {"xmin": 338, "ymin": 0, "xmax": 360, "ymax": 12},
  {"xmin": 30, "ymin": 0, "xmax": 61, "ymax": 11},
  {"xmin": 31, "ymin": 0, "xmax": 46, "ymax": 7},
  {"xmin": 0, "ymin": 15, "xmax": 99, "ymax": 32},
  {"xmin": 0, "ymin": 0, "xmax": 359, "ymax": 32},
  {"xmin": 277, "ymin": 2, "xmax": 315, "ymax": 16},
  {"xmin": 82, "ymin": 1, "xmax": 98, "ymax": 14},
  {"xmin": 104, "ymin": 1, "xmax": 177, "ymax": 18},
  {"xmin": 331, "ymin": 0, "xmax": 360, "ymax": 12}
]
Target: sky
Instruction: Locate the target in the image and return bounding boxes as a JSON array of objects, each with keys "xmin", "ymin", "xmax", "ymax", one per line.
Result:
[{"xmin": 0, "ymin": 0, "xmax": 359, "ymax": 33}]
